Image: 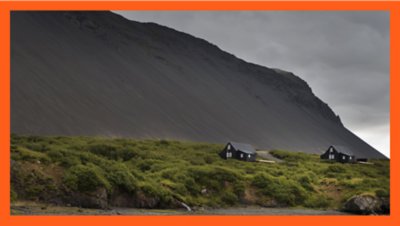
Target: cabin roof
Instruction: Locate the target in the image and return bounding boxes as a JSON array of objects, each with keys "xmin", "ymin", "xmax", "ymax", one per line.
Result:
[
  {"xmin": 228, "ymin": 142, "xmax": 256, "ymax": 154},
  {"xmin": 331, "ymin": 145, "xmax": 354, "ymax": 156}
]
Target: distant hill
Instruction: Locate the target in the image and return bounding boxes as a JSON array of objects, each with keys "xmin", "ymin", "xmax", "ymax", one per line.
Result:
[{"xmin": 11, "ymin": 11, "xmax": 385, "ymax": 158}]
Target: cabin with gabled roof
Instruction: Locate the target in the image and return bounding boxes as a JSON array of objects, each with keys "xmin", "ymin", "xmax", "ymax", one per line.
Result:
[
  {"xmin": 219, "ymin": 142, "xmax": 257, "ymax": 162},
  {"xmin": 320, "ymin": 145, "xmax": 356, "ymax": 163}
]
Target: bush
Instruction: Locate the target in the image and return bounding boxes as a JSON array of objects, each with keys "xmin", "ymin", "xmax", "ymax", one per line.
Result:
[
  {"xmin": 189, "ymin": 156, "xmax": 206, "ymax": 165},
  {"xmin": 12, "ymin": 166, "xmax": 57, "ymax": 200},
  {"xmin": 184, "ymin": 177, "xmax": 200, "ymax": 195},
  {"xmin": 60, "ymin": 155, "xmax": 81, "ymax": 168},
  {"xmin": 105, "ymin": 163, "xmax": 137, "ymax": 192},
  {"xmin": 304, "ymin": 194, "xmax": 331, "ymax": 208},
  {"xmin": 221, "ymin": 192, "xmax": 239, "ymax": 205},
  {"xmin": 119, "ymin": 147, "xmax": 138, "ymax": 161},
  {"xmin": 88, "ymin": 143, "xmax": 119, "ymax": 160},
  {"xmin": 204, "ymin": 156, "xmax": 214, "ymax": 164},
  {"xmin": 159, "ymin": 139, "xmax": 170, "ymax": 145},
  {"xmin": 64, "ymin": 164, "xmax": 110, "ymax": 192},
  {"xmin": 297, "ymin": 174, "xmax": 314, "ymax": 191},
  {"xmin": 138, "ymin": 182, "xmax": 174, "ymax": 208},
  {"xmin": 233, "ymin": 181, "xmax": 246, "ymax": 197},
  {"xmin": 252, "ymin": 173, "xmax": 307, "ymax": 206},
  {"xmin": 48, "ymin": 149, "xmax": 82, "ymax": 167},
  {"xmin": 47, "ymin": 149, "xmax": 64, "ymax": 161},
  {"xmin": 137, "ymin": 159, "xmax": 158, "ymax": 172},
  {"xmin": 12, "ymin": 147, "xmax": 50, "ymax": 164},
  {"xmin": 326, "ymin": 165, "xmax": 347, "ymax": 174},
  {"xmin": 188, "ymin": 166, "xmax": 242, "ymax": 192}
]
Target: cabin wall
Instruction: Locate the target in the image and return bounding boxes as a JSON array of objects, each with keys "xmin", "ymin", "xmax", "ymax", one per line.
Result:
[
  {"xmin": 320, "ymin": 146, "xmax": 338, "ymax": 160},
  {"xmin": 320, "ymin": 147, "xmax": 356, "ymax": 163},
  {"xmin": 337, "ymin": 153, "xmax": 348, "ymax": 163},
  {"xmin": 337, "ymin": 153, "xmax": 356, "ymax": 163},
  {"xmin": 236, "ymin": 150, "xmax": 256, "ymax": 162},
  {"xmin": 219, "ymin": 144, "xmax": 237, "ymax": 159},
  {"xmin": 248, "ymin": 153, "xmax": 257, "ymax": 162}
]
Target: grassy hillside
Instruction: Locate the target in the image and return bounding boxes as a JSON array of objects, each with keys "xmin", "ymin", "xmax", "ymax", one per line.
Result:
[{"xmin": 10, "ymin": 134, "xmax": 389, "ymax": 211}]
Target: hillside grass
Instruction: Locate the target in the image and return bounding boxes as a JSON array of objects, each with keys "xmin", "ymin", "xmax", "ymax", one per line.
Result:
[{"xmin": 10, "ymin": 134, "xmax": 390, "ymax": 210}]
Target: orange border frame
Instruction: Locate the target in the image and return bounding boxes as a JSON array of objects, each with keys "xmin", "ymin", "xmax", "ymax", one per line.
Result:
[{"xmin": 0, "ymin": 1, "xmax": 398, "ymax": 226}]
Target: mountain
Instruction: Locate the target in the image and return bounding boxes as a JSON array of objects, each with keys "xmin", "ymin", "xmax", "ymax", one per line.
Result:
[{"xmin": 10, "ymin": 11, "xmax": 385, "ymax": 158}]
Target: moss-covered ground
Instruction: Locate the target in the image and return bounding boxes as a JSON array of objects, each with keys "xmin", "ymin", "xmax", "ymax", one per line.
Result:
[{"xmin": 10, "ymin": 134, "xmax": 389, "ymax": 210}]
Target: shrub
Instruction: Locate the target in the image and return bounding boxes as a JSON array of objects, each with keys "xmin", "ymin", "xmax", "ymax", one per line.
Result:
[
  {"xmin": 138, "ymin": 182, "xmax": 174, "ymax": 208},
  {"xmin": 12, "ymin": 147, "xmax": 50, "ymax": 164},
  {"xmin": 221, "ymin": 191, "xmax": 239, "ymax": 205},
  {"xmin": 233, "ymin": 181, "xmax": 246, "ymax": 197},
  {"xmin": 12, "ymin": 167, "xmax": 56, "ymax": 200},
  {"xmin": 188, "ymin": 166, "xmax": 242, "ymax": 192},
  {"xmin": 326, "ymin": 165, "xmax": 347, "ymax": 174},
  {"xmin": 159, "ymin": 139, "xmax": 170, "ymax": 145},
  {"xmin": 64, "ymin": 164, "xmax": 110, "ymax": 192},
  {"xmin": 252, "ymin": 173, "xmax": 307, "ymax": 206},
  {"xmin": 204, "ymin": 155, "xmax": 214, "ymax": 164},
  {"xmin": 60, "ymin": 155, "xmax": 81, "ymax": 168},
  {"xmin": 119, "ymin": 147, "xmax": 138, "ymax": 161},
  {"xmin": 304, "ymin": 194, "xmax": 331, "ymax": 208},
  {"xmin": 47, "ymin": 149, "xmax": 64, "ymax": 161},
  {"xmin": 88, "ymin": 143, "xmax": 119, "ymax": 160},
  {"xmin": 189, "ymin": 157, "xmax": 206, "ymax": 165},
  {"xmin": 297, "ymin": 174, "xmax": 314, "ymax": 191},
  {"xmin": 252, "ymin": 173, "xmax": 272, "ymax": 188},
  {"xmin": 137, "ymin": 159, "xmax": 165, "ymax": 172},
  {"xmin": 184, "ymin": 177, "xmax": 200, "ymax": 195},
  {"xmin": 105, "ymin": 162, "xmax": 137, "ymax": 192}
]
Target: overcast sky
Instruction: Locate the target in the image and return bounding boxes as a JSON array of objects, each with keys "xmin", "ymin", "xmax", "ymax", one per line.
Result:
[{"xmin": 115, "ymin": 11, "xmax": 390, "ymax": 157}]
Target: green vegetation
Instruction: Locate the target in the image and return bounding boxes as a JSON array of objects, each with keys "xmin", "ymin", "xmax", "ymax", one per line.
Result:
[{"xmin": 10, "ymin": 135, "xmax": 389, "ymax": 210}]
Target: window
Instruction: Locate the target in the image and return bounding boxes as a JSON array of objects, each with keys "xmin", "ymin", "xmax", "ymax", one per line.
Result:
[
  {"xmin": 342, "ymin": 156, "xmax": 345, "ymax": 160},
  {"xmin": 248, "ymin": 154, "xmax": 251, "ymax": 158},
  {"xmin": 349, "ymin": 156, "xmax": 352, "ymax": 160},
  {"xmin": 227, "ymin": 145, "xmax": 230, "ymax": 150},
  {"xmin": 240, "ymin": 153, "xmax": 243, "ymax": 158},
  {"xmin": 226, "ymin": 152, "xmax": 232, "ymax": 158}
]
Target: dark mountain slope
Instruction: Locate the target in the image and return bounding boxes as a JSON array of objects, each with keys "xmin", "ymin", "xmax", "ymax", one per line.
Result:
[{"xmin": 11, "ymin": 11, "xmax": 385, "ymax": 158}]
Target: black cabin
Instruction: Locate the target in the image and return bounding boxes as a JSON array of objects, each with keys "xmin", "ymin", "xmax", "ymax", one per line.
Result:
[
  {"xmin": 219, "ymin": 142, "xmax": 257, "ymax": 162},
  {"xmin": 320, "ymin": 145, "xmax": 356, "ymax": 163}
]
